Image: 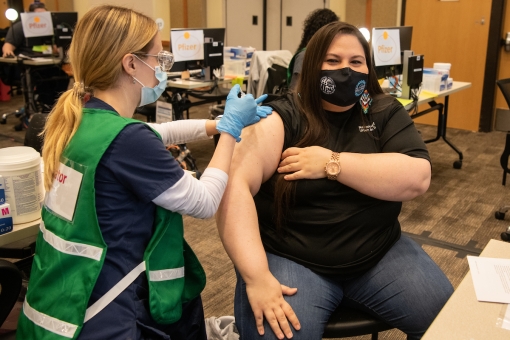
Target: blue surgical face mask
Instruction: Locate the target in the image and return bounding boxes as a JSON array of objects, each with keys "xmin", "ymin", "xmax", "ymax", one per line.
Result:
[{"xmin": 132, "ymin": 55, "xmax": 168, "ymax": 107}]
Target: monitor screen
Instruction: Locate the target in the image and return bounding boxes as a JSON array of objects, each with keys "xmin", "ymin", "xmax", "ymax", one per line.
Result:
[
  {"xmin": 21, "ymin": 11, "xmax": 54, "ymax": 48},
  {"xmin": 371, "ymin": 26, "xmax": 413, "ymax": 78},
  {"xmin": 23, "ymin": 12, "xmax": 78, "ymax": 50},
  {"xmin": 51, "ymin": 12, "xmax": 78, "ymax": 48},
  {"xmin": 169, "ymin": 28, "xmax": 225, "ymax": 73},
  {"xmin": 170, "ymin": 29, "xmax": 205, "ymax": 62}
]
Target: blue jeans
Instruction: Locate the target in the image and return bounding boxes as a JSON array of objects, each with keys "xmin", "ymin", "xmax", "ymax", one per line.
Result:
[{"xmin": 234, "ymin": 235, "xmax": 453, "ymax": 340}]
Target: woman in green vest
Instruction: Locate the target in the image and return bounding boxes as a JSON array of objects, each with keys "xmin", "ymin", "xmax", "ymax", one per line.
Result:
[{"xmin": 17, "ymin": 5, "xmax": 270, "ymax": 340}]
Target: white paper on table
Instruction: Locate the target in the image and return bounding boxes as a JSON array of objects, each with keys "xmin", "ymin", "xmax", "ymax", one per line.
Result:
[{"xmin": 467, "ymin": 256, "xmax": 510, "ymax": 303}]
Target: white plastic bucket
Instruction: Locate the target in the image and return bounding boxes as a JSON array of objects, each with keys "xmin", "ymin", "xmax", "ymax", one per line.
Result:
[{"xmin": 0, "ymin": 146, "xmax": 44, "ymax": 224}]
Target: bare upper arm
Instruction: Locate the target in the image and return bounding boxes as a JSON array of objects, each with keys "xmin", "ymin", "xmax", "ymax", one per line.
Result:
[{"xmin": 229, "ymin": 111, "xmax": 284, "ymax": 196}]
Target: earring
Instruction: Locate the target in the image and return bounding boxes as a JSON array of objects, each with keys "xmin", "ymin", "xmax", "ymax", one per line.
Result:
[
  {"xmin": 360, "ymin": 90, "xmax": 372, "ymax": 115},
  {"xmin": 132, "ymin": 77, "xmax": 136, "ymax": 84}
]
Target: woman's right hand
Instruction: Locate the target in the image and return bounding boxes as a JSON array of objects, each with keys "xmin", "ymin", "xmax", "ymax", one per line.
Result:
[
  {"xmin": 216, "ymin": 84, "xmax": 271, "ymax": 142},
  {"xmin": 245, "ymin": 272, "xmax": 301, "ymax": 339}
]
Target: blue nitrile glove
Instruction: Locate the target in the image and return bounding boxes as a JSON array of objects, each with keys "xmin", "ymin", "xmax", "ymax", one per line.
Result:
[
  {"xmin": 245, "ymin": 94, "xmax": 273, "ymax": 126},
  {"xmin": 217, "ymin": 84, "xmax": 258, "ymax": 142}
]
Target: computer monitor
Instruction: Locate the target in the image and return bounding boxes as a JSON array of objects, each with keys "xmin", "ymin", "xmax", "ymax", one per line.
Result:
[
  {"xmin": 51, "ymin": 12, "xmax": 78, "ymax": 49},
  {"xmin": 22, "ymin": 11, "xmax": 54, "ymax": 48},
  {"xmin": 24, "ymin": 12, "xmax": 78, "ymax": 50},
  {"xmin": 169, "ymin": 28, "xmax": 225, "ymax": 73},
  {"xmin": 371, "ymin": 26, "xmax": 413, "ymax": 79}
]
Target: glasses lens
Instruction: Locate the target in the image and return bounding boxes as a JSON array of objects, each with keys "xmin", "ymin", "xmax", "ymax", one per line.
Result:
[{"xmin": 158, "ymin": 51, "xmax": 174, "ymax": 71}]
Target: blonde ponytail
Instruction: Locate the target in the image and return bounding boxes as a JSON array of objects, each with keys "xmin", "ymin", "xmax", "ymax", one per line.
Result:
[{"xmin": 41, "ymin": 88, "xmax": 84, "ymax": 191}]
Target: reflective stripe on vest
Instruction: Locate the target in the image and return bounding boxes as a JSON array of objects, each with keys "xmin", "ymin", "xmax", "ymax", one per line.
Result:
[
  {"xmin": 40, "ymin": 221, "xmax": 103, "ymax": 261},
  {"xmin": 38, "ymin": 221, "xmax": 186, "ymax": 324},
  {"xmin": 149, "ymin": 267, "xmax": 185, "ymax": 281},
  {"xmin": 23, "ymin": 299, "xmax": 78, "ymax": 339},
  {"xmin": 84, "ymin": 262, "xmax": 185, "ymax": 322}
]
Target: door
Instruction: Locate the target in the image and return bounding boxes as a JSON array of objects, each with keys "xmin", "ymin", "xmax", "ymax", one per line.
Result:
[
  {"xmin": 225, "ymin": 0, "xmax": 263, "ymax": 50},
  {"xmin": 406, "ymin": 0, "xmax": 492, "ymax": 131},
  {"xmin": 281, "ymin": 0, "xmax": 328, "ymax": 52}
]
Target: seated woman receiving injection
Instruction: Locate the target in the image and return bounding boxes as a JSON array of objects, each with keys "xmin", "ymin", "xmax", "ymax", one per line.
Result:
[{"xmin": 217, "ymin": 21, "xmax": 453, "ymax": 340}]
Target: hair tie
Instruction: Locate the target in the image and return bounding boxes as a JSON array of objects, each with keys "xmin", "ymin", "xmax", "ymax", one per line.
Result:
[{"xmin": 72, "ymin": 81, "xmax": 93, "ymax": 103}]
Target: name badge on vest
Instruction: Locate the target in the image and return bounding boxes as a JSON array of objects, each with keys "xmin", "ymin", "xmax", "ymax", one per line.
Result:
[{"xmin": 45, "ymin": 162, "xmax": 84, "ymax": 221}]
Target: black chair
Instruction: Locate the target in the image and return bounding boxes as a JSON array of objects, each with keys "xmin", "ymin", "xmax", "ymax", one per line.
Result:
[
  {"xmin": 494, "ymin": 79, "xmax": 510, "ymax": 242},
  {"xmin": 323, "ymin": 302, "xmax": 395, "ymax": 339},
  {"xmin": 0, "ymin": 259, "xmax": 22, "ymax": 340},
  {"xmin": 265, "ymin": 64, "xmax": 288, "ymax": 103},
  {"xmin": 24, "ymin": 112, "xmax": 48, "ymax": 154}
]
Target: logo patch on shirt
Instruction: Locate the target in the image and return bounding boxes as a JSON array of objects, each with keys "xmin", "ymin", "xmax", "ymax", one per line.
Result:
[{"xmin": 359, "ymin": 122, "xmax": 376, "ymax": 132}]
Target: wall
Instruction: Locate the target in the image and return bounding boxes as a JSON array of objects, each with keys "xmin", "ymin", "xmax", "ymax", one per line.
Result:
[
  {"xmin": 344, "ymin": 0, "xmax": 398, "ymax": 29},
  {"xmin": 71, "ymin": 0, "xmax": 171, "ymax": 41},
  {"xmin": 330, "ymin": 0, "xmax": 346, "ymax": 22},
  {"xmin": 345, "ymin": 0, "xmax": 365, "ymax": 27},
  {"xmin": 206, "ymin": 0, "xmax": 223, "ymax": 28}
]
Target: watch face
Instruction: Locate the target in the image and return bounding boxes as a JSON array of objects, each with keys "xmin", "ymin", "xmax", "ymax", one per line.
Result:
[{"xmin": 326, "ymin": 162, "xmax": 340, "ymax": 175}]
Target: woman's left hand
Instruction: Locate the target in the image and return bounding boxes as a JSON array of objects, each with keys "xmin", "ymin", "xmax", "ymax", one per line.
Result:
[{"xmin": 277, "ymin": 146, "xmax": 332, "ymax": 180}]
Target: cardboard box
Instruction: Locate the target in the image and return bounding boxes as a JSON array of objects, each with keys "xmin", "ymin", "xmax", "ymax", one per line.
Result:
[
  {"xmin": 0, "ymin": 203, "xmax": 13, "ymax": 235},
  {"xmin": 156, "ymin": 101, "xmax": 173, "ymax": 123}
]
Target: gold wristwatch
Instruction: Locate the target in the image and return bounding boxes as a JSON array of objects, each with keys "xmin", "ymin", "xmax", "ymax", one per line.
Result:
[{"xmin": 325, "ymin": 152, "xmax": 341, "ymax": 180}]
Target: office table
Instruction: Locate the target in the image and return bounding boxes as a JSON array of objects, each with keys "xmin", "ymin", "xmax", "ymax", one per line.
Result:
[
  {"xmin": 423, "ymin": 239, "xmax": 510, "ymax": 339},
  {"xmin": 0, "ymin": 56, "xmax": 62, "ymax": 115},
  {"xmin": 0, "ymin": 219, "xmax": 40, "ymax": 247},
  {"xmin": 0, "ymin": 219, "xmax": 40, "ymax": 259},
  {"xmin": 400, "ymin": 81, "xmax": 471, "ymax": 169}
]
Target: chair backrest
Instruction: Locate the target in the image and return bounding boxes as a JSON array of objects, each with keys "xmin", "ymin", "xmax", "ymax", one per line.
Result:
[
  {"xmin": 0, "ymin": 260, "xmax": 22, "ymax": 328},
  {"xmin": 266, "ymin": 64, "xmax": 288, "ymax": 95},
  {"xmin": 247, "ymin": 50, "xmax": 293, "ymax": 98},
  {"xmin": 495, "ymin": 79, "xmax": 510, "ymax": 132},
  {"xmin": 497, "ymin": 79, "xmax": 510, "ymax": 107},
  {"xmin": 24, "ymin": 112, "xmax": 48, "ymax": 154}
]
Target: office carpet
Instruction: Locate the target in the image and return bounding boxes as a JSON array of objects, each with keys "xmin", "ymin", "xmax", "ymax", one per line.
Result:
[{"xmin": 1, "ymin": 94, "xmax": 509, "ymax": 339}]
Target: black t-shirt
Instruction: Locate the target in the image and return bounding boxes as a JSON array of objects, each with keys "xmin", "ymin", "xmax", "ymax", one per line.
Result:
[{"xmin": 254, "ymin": 94, "xmax": 430, "ymax": 278}]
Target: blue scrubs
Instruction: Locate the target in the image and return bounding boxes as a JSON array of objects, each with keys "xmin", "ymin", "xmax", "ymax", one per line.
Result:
[{"xmin": 78, "ymin": 98, "xmax": 206, "ymax": 340}]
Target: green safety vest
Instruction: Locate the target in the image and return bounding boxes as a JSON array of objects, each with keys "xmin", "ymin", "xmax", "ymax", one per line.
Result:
[{"xmin": 17, "ymin": 108, "xmax": 206, "ymax": 339}]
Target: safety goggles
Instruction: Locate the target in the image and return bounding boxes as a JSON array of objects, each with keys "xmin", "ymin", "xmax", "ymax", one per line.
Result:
[{"xmin": 134, "ymin": 50, "xmax": 174, "ymax": 72}]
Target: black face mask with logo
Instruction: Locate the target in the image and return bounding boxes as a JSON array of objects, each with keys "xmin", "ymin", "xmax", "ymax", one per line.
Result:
[{"xmin": 319, "ymin": 67, "xmax": 369, "ymax": 107}]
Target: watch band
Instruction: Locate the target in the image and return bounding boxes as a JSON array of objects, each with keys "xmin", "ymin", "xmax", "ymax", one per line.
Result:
[{"xmin": 326, "ymin": 152, "xmax": 341, "ymax": 180}]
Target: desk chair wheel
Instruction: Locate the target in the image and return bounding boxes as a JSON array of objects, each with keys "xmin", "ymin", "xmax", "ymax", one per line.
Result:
[
  {"xmin": 496, "ymin": 211, "xmax": 506, "ymax": 220},
  {"xmin": 501, "ymin": 226, "xmax": 510, "ymax": 242},
  {"xmin": 453, "ymin": 160, "xmax": 462, "ymax": 169}
]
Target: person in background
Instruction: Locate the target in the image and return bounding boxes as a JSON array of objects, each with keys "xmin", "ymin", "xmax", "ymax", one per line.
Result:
[
  {"xmin": 2, "ymin": 1, "xmax": 49, "ymax": 57},
  {"xmin": 217, "ymin": 21, "xmax": 453, "ymax": 339},
  {"xmin": 17, "ymin": 5, "xmax": 270, "ymax": 339},
  {"xmin": 287, "ymin": 8, "xmax": 339, "ymax": 90}
]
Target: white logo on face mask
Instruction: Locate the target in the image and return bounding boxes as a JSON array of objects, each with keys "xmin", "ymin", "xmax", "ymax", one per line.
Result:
[
  {"xmin": 355, "ymin": 80, "xmax": 366, "ymax": 97},
  {"xmin": 320, "ymin": 76, "xmax": 336, "ymax": 95}
]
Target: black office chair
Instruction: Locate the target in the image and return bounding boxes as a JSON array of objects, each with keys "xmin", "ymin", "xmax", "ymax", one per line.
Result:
[
  {"xmin": 0, "ymin": 259, "xmax": 22, "ymax": 340},
  {"xmin": 0, "ymin": 61, "xmax": 25, "ymax": 130},
  {"xmin": 323, "ymin": 302, "xmax": 395, "ymax": 339},
  {"xmin": 265, "ymin": 64, "xmax": 288, "ymax": 103},
  {"xmin": 494, "ymin": 79, "xmax": 510, "ymax": 241},
  {"xmin": 24, "ymin": 112, "xmax": 48, "ymax": 154}
]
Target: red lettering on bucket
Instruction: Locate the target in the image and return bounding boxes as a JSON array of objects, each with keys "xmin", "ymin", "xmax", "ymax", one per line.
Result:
[{"xmin": 1, "ymin": 207, "xmax": 9, "ymax": 216}]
